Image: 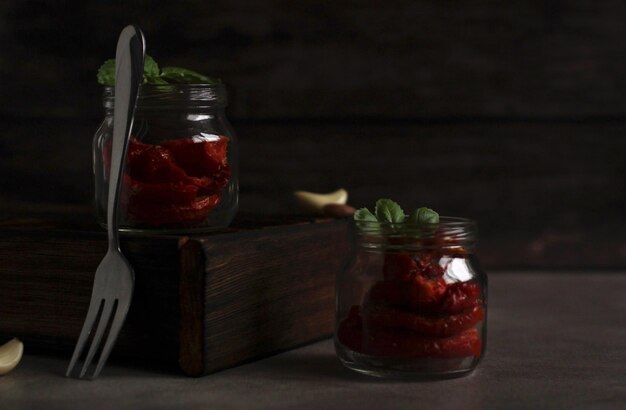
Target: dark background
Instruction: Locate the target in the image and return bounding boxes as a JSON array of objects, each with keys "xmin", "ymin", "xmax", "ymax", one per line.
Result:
[{"xmin": 1, "ymin": 1, "xmax": 625, "ymax": 268}]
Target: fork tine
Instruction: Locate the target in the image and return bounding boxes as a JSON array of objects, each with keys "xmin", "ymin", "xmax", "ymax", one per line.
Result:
[
  {"xmin": 91, "ymin": 301, "xmax": 129, "ymax": 379},
  {"xmin": 79, "ymin": 299, "xmax": 116, "ymax": 378},
  {"xmin": 65, "ymin": 299, "xmax": 104, "ymax": 377}
]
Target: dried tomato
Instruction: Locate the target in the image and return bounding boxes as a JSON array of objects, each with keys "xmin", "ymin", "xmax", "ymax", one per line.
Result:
[
  {"xmin": 362, "ymin": 327, "xmax": 482, "ymax": 358},
  {"xmin": 123, "ymin": 176, "xmax": 199, "ymax": 205},
  {"xmin": 383, "ymin": 252, "xmax": 417, "ymax": 282},
  {"xmin": 439, "ymin": 282, "xmax": 481, "ymax": 315},
  {"xmin": 414, "ymin": 251, "xmax": 445, "ymax": 277},
  {"xmin": 127, "ymin": 143, "xmax": 189, "ymax": 183},
  {"xmin": 365, "ymin": 304, "xmax": 484, "ymax": 337},
  {"xmin": 337, "ymin": 307, "xmax": 482, "ymax": 358},
  {"xmin": 127, "ymin": 194, "xmax": 220, "ymax": 226},
  {"xmin": 368, "ymin": 275, "xmax": 447, "ymax": 308},
  {"xmin": 161, "ymin": 137, "xmax": 228, "ymax": 177},
  {"xmin": 116, "ymin": 137, "xmax": 231, "ymax": 226}
]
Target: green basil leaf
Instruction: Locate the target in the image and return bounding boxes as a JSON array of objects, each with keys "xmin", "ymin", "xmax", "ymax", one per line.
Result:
[
  {"xmin": 375, "ymin": 199, "xmax": 405, "ymax": 223},
  {"xmin": 353, "ymin": 207, "xmax": 377, "ymax": 222},
  {"xmin": 146, "ymin": 76, "xmax": 169, "ymax": 85},
  {"xmin": 97, "ymin": 54, "xmax": 162, "ymax": 85},
  {"xmin": 143, "ymin": 55, "xmax": 160, "ymax": 81},
  {"xmin": 159, "ymin": 66, "xmax": 221, "ymax": 84},
  {"xmin": 408, "ymin": 207, "xmax": 439, "ymax": 224},
  {"xmin": 96, "ymin": 59, "xmax": 116, "ymax": 86}
]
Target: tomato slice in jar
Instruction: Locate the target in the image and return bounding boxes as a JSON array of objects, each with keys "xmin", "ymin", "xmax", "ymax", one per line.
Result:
[
  {"xmin": 161, "ymin": 136, "xmax": 229, "ymax": 177},
  {"xmin": 383, "ymin": 251, "xmax": 449, "ymax": 282},
  {"xmin": 368, "ymin": 276, "xmax": 447, "ymax": 308},
  {"xmin": 383, "ymin": 253, "xmax": 417, "ymax": 282},
  {"xmin": 123, "ymin": 176, "xmax": 200, "ymax": 204},
  {"xmin": 116, "ymin": 137, "xmax": 230, "ymax": 227},
  {"xmin": 439, "ymin": 282, "xmax": 481, "ymax": 315},
  {"xmin": 127, "ymin": 143, "xmax": 189, "ymax": 183},
  {"xmin": 337, "ymin": 307, "xmax": 482, "ymax": 358},
  {"xmin": 369, "ymin": 280, "xmax": 481, "ymax": 314},
  {"xmin": 362, "ymin": 327, "xmax": 482, "ymax": 358},
  {"xmin": 193, "ymin": 164, "xmax": 232, "ymax": 195},
  {"xmin": 126, "ymin": 194, "xmax": 221, "ymax": 226},
  {"xmin": 414, "ymin": 251, "xmax": 446, "ymax": 277},
  {"xmin": 364, "ymin": 304, "xmax": 484, "ymax": 337}
]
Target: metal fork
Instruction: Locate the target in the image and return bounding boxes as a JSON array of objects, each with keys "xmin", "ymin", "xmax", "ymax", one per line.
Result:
[{"xmin": 66, "ymin": 25, "xmax": 145, "ymax": 379}]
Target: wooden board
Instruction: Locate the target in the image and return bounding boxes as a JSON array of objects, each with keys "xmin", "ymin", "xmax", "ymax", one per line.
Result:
[{"xmin": 0, "ymin": 213, "xmax": 351, "ymax": 376}]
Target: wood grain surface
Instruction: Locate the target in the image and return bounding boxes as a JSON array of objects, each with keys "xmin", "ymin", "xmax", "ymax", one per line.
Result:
[
  {"xmin": 0, "ymin": 225, "xmax": 181, "ymax": 364},
  {"xmin": 190, "ymin": 220, "xmax": 350, "ymax": 375},
  {"xmin": 0, "ymin": 212, "xmax": 349, "ymax": 375}
]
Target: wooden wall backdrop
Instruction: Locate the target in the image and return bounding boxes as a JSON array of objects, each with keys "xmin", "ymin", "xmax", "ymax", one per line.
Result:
[{"xmin": 1, "ymin": 1, "xmax": 625, "ymax": 268}]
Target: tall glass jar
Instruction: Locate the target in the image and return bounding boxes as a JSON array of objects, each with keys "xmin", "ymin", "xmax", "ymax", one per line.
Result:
[
  {"xmin": 93, "ymin": 84, "xmax": 238, "ymax": 233},
  {"xmin": 335, "ymin": 218, "xmax": 487, "ymax": 378}
]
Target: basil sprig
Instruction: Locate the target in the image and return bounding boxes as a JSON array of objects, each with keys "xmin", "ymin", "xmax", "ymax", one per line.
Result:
[
  {"xmin": 375, "ymin": 199, "xmax": 405, "ymax": 223},
  {"xmin": 354, "ymin": 199, "xmax": 439, "ymax": 233},
  {"xmin": 408, "ymin": 207, "xmax": 439, "ymax": 224},
  {"xmin": 96, "ymin": 54, "xmax": 221, "ymax": 86}
]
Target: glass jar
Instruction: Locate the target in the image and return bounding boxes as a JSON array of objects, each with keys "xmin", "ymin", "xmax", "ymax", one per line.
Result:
[
  {"xmin": 93, "ymin": 84, "xmax": 238, "ymax": 233},
  {"xmin": 335, "ymin": 217, "xmax": 487, "ymax": 378}
]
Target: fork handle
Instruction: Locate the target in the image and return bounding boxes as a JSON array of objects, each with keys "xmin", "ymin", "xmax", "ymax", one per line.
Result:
[{"xmin": 108, "ymin": 25, "xmax": 145, "ymax": 249}]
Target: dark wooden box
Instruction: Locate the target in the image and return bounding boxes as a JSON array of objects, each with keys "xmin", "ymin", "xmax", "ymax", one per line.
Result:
[{"xmin": 0, "ymin": 210, "xmax": 351, "ymax": 376}]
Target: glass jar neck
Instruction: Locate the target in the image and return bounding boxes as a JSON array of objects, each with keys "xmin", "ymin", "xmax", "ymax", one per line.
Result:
[
  {"xmin": 354, "ymin": 217, "xmax": 477, "ymax": 252},
  {"xmin": 102, "ymin": 84, "xmax": 228, "ymax": 111}
]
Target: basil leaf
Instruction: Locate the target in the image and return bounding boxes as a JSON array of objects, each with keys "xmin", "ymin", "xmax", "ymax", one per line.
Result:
[
  {"xmin": 375, "ymin": 199, "xmax": 405, "ymax": 223},
  {"xmin": 353, "ymin": 207, "xmax": 381, "ymax": 233},
  {"xmin": 160, "ymin": 67, "xmax": 221, "ymax": 84},
  {"xmin": 143, "ymin": 55, "xmax": 160, "ymax": 82},
  {"xmin": 147, "ymin": 76, "xmax": 169, "ymax": 85},
  {"xmin": 408, "ymin": 207, "xmax": 439, "ymax": 224},
  {"xmin": 96, "ymin": 54, "xmax": 161, "ymax": 85},
  {"xmin": 353, "ymin": 207, "xmax": 377, "ymax": 222},
  {"xmin": 96, "ymin": 59, "xmax": 116, "ymax": 86}
]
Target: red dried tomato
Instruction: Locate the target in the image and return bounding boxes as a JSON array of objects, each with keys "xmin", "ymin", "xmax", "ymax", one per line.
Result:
[
  {"xmin": 368, "ymin": 275, "xmax": 447, "ymax": 308},
  {"xmin": 337, "ymin": 307, "xmax": 482, "ymax": 358},
  {"xmin": 123, "ymin": 175, "xmax": 199, "ymax": 205},
  {"xmin": 127, "ymin": 194, "xmax": 220, "ymax": 226},
  {"xmin": 127, "ymin": 143, "xmax": 189, "ymax": 183},
  {"xmin": 414, "ymin": 251, "xmax": 446, "ymax": 277},
  {"xmin": 161, "ymin": 137, "xmax": 228, "ymax": 177},
  {"xmin": 116, "ymin": 137, "xmax": 231, "ymax": 226},
  {"xmin": 439, "ymin": 282, "xmax": 481, "ymax": 315},
  {"xmin": 364, "ymin": 303, "xmax": 484, "ymax": 337},
  {"xmin": 383, "ymin": 252, "xmax": 417, "ymax": 282}
]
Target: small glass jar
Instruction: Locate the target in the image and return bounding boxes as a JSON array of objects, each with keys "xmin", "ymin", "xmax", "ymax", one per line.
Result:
[
  {"xmin": 93, "ymin": 84, "xmax": 238, "ymax": 233},
  {"xmin": 335, "ymin": 217, "xmax": 487, "ymax": 378}
]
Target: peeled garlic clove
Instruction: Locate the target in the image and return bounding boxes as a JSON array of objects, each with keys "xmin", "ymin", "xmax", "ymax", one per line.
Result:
[
  {"xmin": 294, "ymin": 189, "xmax": 348, "ymax": 213},
  {"xmin": 0, "ymin": 338, "xmax": 24, "ymax": 376}
]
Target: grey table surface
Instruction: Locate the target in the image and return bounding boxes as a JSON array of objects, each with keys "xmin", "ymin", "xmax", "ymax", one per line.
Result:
[{"xmin": 2, "ymin": 271, "xmax": 625, "ymax": 410}]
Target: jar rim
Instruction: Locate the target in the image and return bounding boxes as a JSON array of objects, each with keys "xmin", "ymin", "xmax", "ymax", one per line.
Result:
[
  {"xmin": 354, "ymin": 216, "xmax": 476, "ymax": 228},
  {"xmin": 102, "ymin": 82, "xmax": 227, "ymax": 90},
  {"xmin": 102, "ymin": 83, "xmax": 228, "ymax": 110},
  {"xmin": 353, "ymin": 216, "xmax": 477, "ymax": 250}
]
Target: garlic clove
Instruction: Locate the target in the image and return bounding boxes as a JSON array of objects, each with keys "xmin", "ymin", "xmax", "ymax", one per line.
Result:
[
  {"xmin": 294, "ymin": 189, "xmax": 348, "ymax": 214},
  {"xmin": 0, "ymin": 338, "xmax": 24, "ymax": 376}
]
